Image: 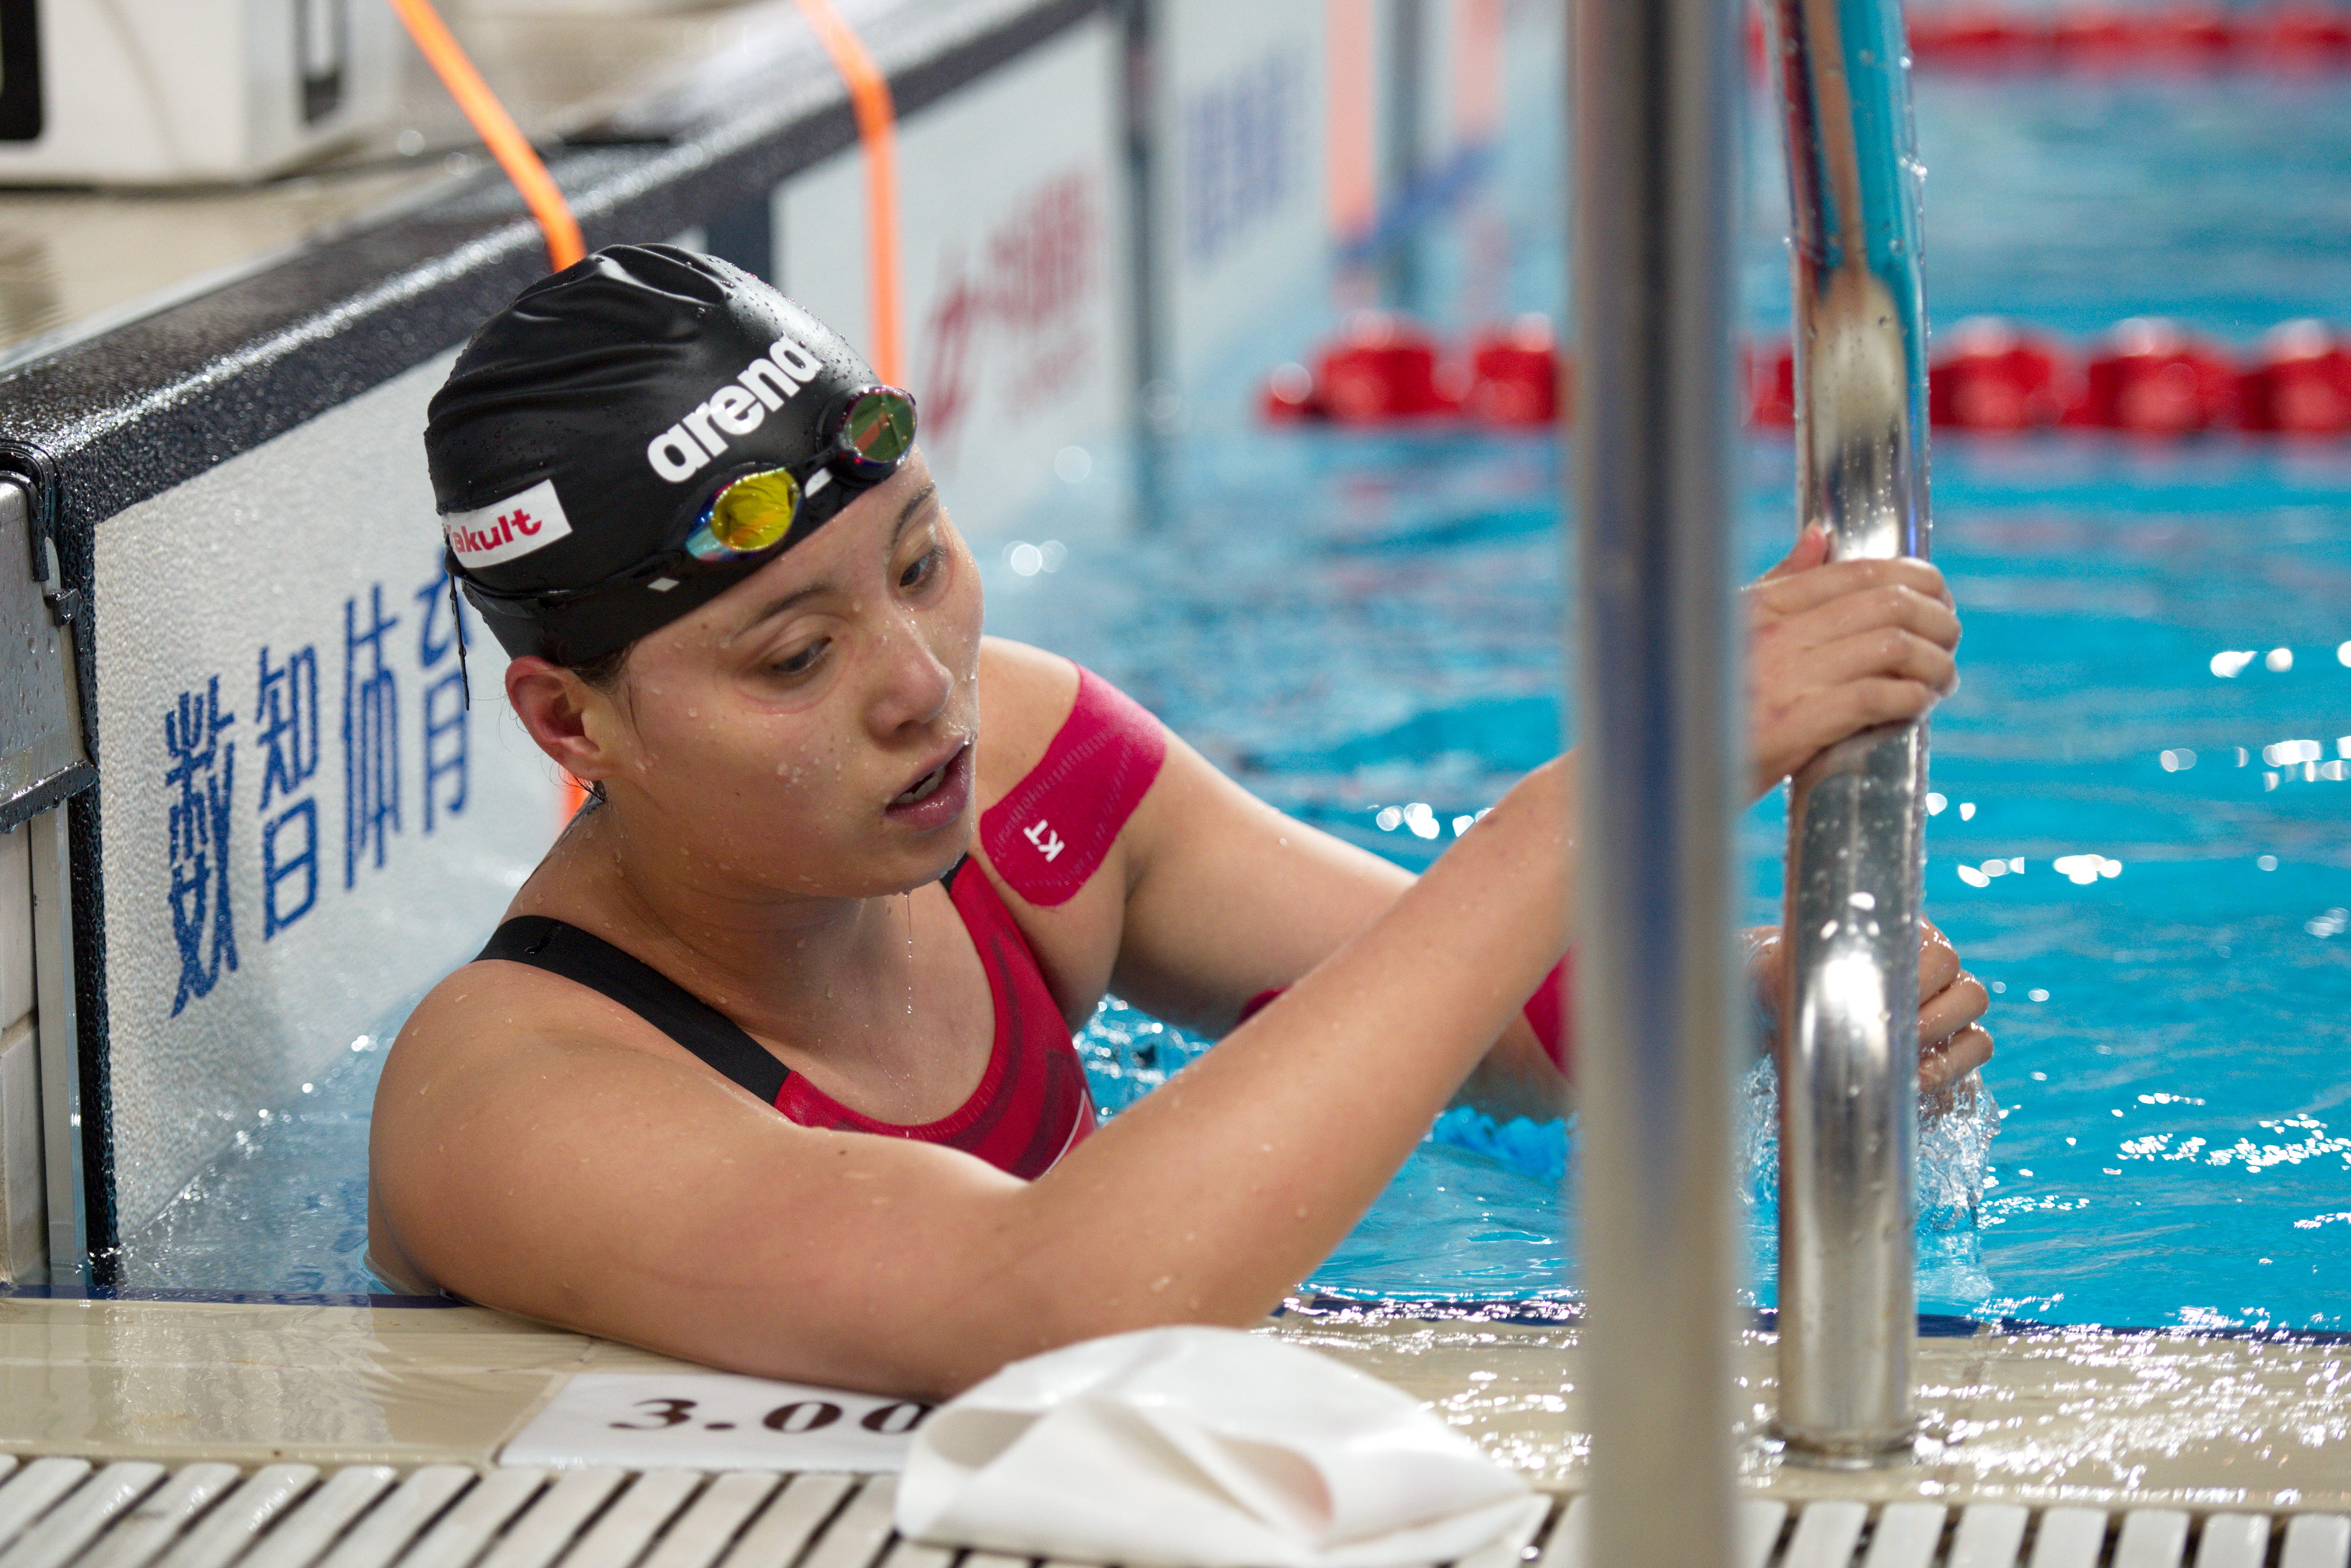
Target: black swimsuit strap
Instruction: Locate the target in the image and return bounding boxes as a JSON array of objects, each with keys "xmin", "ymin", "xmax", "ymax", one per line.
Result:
[{"xmin": 477, "ymin": 916, "xmax": 789, "ymax": 1104}]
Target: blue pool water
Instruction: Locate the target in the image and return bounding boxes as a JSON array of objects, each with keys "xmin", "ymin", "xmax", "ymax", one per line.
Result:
[
  {"xmin": 1017, "ymin": 428, "xmax": 2351, "ymax": 1333},
  {"xmin": 119, "ymin": 67, "xmax": 2351, "ymax": 1331},
  {"xmin": 990, "ymin": 70, "xmax": 2351, "ymax": 1331}
]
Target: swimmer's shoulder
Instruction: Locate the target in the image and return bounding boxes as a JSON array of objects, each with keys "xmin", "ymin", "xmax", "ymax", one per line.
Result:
[
  {"xmin": 974, "ymin": 636, "xmax": 1080, "ymax": 807},
  {"xmin": 380, "ymin": 933, "xmax": 749, "ymax": 1109},
  {"xmin": 369, "ymin": 938, "xmax": 826, "ymax": 1312}
]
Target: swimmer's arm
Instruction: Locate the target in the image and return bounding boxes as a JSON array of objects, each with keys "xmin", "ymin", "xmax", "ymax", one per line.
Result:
[
  {"xmin": 371, "ymin": 757, "xmax": 1582, "ymax": 1396},
  {"xmin": 971, "ymin": 635, "xmax": 1553, "ymax": 1111},
  {"xmin": 1103, "ymin": 533, "xmax": 1977, "ymax": 1114}
]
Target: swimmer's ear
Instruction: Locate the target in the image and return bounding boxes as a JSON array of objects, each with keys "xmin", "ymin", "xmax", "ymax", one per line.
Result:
[
  {"xmin": 1760, "ymin": 525, "xmax": 1832, "ymax": 581},
  {"xmin": 507, "ymin": 657, "xmax": 619, "ymax": 785}
]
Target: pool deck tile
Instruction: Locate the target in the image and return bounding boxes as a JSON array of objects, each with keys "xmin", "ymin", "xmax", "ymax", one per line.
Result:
[{"xmin": 1, "ymin": 1296, "xmax": 2344, "ymax": 1515}]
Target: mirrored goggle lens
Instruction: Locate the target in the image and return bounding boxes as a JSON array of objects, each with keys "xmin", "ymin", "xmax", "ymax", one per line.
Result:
[
  {"xmin": 835, "ymin": 388, "xmax": 917, "ymax": 476},
  {"xmin": 686, "ymin": 468, "xmax": 802, "ymax": 561}
]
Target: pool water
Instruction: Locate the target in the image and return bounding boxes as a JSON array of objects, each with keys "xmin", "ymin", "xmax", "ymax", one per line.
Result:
[
  {"xmin": 992, "ymin": 69, "xmax": 2351, "ymax": 1331},
  {"xmin": 1016, "ymin": 431, "xmax": 2351, "ymax": 1336},
  {"xmin": 118, "ymin": 66, "xmax": 2351, "ymax": 1332}
]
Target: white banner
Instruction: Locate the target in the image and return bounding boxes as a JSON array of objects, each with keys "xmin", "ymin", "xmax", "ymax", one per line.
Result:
[
  {"xmin": 778, "ymin": 16, "xmax": 1132, "ymax": 544},
  {"xmin": 93, "ymin": 351, "xmax": 563, "ymax": 1232}
]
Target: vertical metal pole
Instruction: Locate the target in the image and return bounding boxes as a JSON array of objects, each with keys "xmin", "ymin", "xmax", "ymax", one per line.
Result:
[
  {"xmin": 1571, "ymin": 0, "xmax": 1742, "ymax": 1558},
  {"xmin": 1763, "ymin": 0, "xmax": 1934, "ymax": 1466}
]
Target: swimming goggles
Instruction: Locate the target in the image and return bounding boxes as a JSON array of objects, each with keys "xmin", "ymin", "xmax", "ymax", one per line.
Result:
[
  {"xmin": 684, "ymin": 385, "xmax": 919, "ymax": 562},
  {"xmin": 461, "ymin": 385, "xmax": 917, "ymax": 608},
  {"xmin": 448, "ymin": 384, "xmax": 918, "ymax": 666}
]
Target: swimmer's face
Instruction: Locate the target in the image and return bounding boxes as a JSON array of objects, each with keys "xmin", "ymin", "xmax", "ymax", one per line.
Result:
[{"xmin": 547, "ymin": 451, "xmax": 984, "ymax": 898}]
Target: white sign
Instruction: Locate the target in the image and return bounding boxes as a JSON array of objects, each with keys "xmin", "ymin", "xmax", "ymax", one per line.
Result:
[
  {"xmin": 94, "ymin": 351, "xmax": 562, "ymax": 1231},
  {"xmin": 1153, "ymin": 0, "xmax": 1330, "ymax": 394},
  {"xmin": 500, "ymin": 1373, "xmax": 936, "ymax": 1473},
  {"xmin": 779, "ymin": 16, "xmax": 1132, "ymax": 544}
]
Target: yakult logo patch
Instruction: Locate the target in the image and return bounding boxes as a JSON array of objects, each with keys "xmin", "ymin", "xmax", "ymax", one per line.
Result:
[
  {"xmin": 645, "ymin": 337, "xmax": 827, "ymax": 483},
  {"xmin": 443, "ymin": 478, "xmax": 573, "ymax": 568}
]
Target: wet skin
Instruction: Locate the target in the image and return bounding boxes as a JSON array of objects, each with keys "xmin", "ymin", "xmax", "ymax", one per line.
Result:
[{"xmin": 368, "ymin": 461, "xmax": 1986, "ymax": 1394}]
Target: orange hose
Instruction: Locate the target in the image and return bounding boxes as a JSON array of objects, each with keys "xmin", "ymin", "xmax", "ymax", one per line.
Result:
[
  {"xmin": 387, "ymin": 0, "xmax": 586, "ymax": 273},
  {"xmin": 790, "ymin": 0, "xmax": 903, "ymax": 384}
]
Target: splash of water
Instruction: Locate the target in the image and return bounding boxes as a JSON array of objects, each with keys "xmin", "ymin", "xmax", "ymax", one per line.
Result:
[{"xmin": 1739, "ymin": 1058, "xmax": 2002, "ymax": 1310}]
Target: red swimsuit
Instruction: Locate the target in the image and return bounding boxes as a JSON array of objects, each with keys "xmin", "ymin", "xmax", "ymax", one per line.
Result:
[{"xmin": 476, "ymin": 663, "xmax": 1166, "ymax": 1181}]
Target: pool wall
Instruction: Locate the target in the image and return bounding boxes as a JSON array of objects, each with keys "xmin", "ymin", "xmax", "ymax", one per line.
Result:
[
  {"xmin": 88, "ymin": 353, "xmax": 551, "ymax": 1241},
  {"xmin": 0, "ymin": 0, "xmax": 1552, "ymax": 1285}
]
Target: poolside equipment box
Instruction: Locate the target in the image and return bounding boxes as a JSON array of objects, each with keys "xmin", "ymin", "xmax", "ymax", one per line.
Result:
[{"xmin": 0, "ymin": 0, "xmax": 397, "ymax": 186}]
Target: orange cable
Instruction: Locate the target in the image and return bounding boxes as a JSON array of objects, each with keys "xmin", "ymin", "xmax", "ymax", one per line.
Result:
[
  {"xmin": 789, "ymin": 0, "xmax": 903, "ymax": 385},
  {"xmin": 387, "ymin": 0, "xmax": 586, "ymax": 273}
]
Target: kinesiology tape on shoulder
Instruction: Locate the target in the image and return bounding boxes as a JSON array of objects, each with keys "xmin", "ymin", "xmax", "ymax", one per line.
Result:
[
  {"xmin": 980, "ymin": 666, "xmax": 1167, "ymax": 907},
  {"xmin": 1236, "ymin": 954, "xmax": 1574, "ymax": 1075}
]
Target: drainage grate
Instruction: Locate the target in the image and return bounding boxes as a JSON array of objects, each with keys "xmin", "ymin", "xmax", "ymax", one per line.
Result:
[
  {"xmin": 1537, "ymin": 1497, "xmax": 2351, "ymax": 1568},
  {"xmin": 0, "ymin": 1456, "xmax": 2344, "ymax": 1568}
]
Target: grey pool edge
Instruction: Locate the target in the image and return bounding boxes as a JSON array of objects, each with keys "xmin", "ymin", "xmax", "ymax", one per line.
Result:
[{"xmin": 13, "ymin": 1284, "xmax": 2350, "ymax": 1347}]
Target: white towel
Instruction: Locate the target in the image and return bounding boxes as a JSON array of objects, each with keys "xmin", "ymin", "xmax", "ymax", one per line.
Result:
[{"xmin": 895, "ymin": 1326, "xmax": 1536, "ymax": 1568}]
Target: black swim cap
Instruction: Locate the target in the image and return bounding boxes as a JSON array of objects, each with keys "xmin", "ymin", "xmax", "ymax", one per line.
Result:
[{"xmin": 425, "ymin": 245, "xmax": 916, "ymax": 665}]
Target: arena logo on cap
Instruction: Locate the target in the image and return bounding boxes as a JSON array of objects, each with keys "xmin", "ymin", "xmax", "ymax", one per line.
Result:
[
  {"xmin": 646, "ymin": 338, "xmax": 829, "ymax": 483},
  {"xmin": 444, "ymin": 478, "xmax": 574, "ymax": 568}
]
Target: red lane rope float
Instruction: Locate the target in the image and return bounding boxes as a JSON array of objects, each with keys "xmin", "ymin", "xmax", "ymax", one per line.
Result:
[
  {"xmin": 1757, "ymin": 315, "xmax": 2351, "ymax": 435},
  {"xmin": 386, "ymin": 0, "xmax": 585, "ymax": 273},
  {"xmin": 790, "ymin": 0, "xmax": 903, "ymax": 386},
  {"xmin": 1750, "ymin": 3, "xmax": 2351, "ymax": 71},
  {"xmin": 2239, "ymin": 320, "xmax": 2351, "ymax": 432},
  {"xmin": 1264, "ymin": 310, "xmax": 1566, "ymax": 427},
  {"xmin": 1268, "ymin": 313, "xmax": 2351, "ymax": 437}
]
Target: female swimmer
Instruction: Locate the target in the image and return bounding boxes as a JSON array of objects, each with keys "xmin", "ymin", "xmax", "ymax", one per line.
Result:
[{"xmin": 369, "ymin": 246, "xmax": 1990, "ymax": 1395}]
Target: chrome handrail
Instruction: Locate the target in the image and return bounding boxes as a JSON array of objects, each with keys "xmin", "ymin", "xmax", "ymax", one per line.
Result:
[{"xmin": 1761, "ymin": 0, "xmax": 1936, "ymax": 1466}]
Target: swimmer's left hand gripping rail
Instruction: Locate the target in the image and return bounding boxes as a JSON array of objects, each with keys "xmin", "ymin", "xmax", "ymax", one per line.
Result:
[{"xmin": 0, "ymin": 444, "xmax": 97, "ymax": 1285}]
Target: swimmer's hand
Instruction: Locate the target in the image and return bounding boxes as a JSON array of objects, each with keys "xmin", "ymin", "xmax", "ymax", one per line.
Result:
[
  {"xmin": 1744, "ymin": 917, "xmax": 1993, "ymax": 1098},
  {"xmin": 1746, "ymin": 526, "xmax": 1960, "ymax": 802}
]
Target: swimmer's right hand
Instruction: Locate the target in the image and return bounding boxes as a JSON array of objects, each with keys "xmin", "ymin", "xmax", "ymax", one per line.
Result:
[{"xmin": 1744, "ymin": 526, "xmax": 1960, "ymax": 801}]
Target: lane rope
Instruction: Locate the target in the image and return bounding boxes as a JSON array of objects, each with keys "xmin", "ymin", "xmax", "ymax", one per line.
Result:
[
  {"xmin": 790, "ymin": 0, "xmax": 904, "ymax": 385},
  {"xmin": 386, "ymin": 0, "xmax": 585, "ymax": 273},
  {"xmin": 1264, "ymin": 313, "xmax": 2351, "ymax": 437}
]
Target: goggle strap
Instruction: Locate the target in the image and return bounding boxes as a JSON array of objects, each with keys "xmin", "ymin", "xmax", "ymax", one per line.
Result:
[{"xmin": 447, "ymin": 571, "xmax": 472, "ymax": 712}]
